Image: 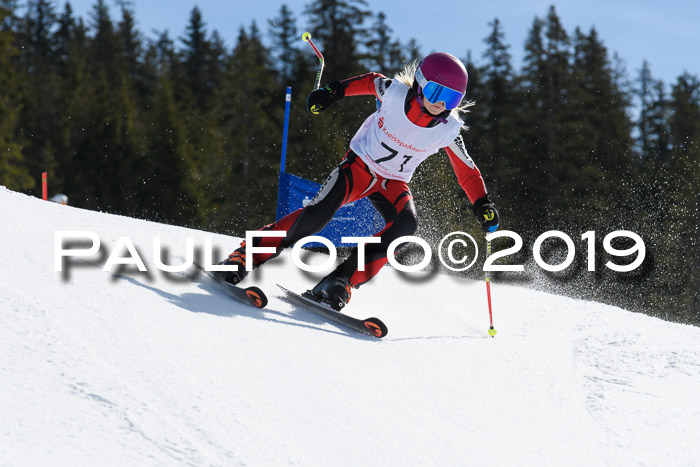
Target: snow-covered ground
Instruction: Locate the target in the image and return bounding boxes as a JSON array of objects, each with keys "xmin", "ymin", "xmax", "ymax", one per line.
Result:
[{"xmin": 1, "ymin": 186, "xmax": 699, "ymax": 467}]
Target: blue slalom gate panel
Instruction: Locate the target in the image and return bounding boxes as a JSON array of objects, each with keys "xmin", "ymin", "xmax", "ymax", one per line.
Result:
[
  {"xmin": 275, "ymin": 86, "xmax": 383, "ymax": 247},
  {"xmin": 276, "ymin": 172, "xmax": 384, "ymax": 247}
]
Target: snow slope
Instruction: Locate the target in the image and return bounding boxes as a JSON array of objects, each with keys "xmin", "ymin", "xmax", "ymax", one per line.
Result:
[{"xmin": 1, "ymin": 186, "xmax": 699, "ymax": 467}]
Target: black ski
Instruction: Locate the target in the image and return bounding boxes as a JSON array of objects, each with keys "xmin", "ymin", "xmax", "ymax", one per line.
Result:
[
  {"xmin": 194, "ymin": 262, "xmax": 268, "ymax": 309},
  {"xmin": 277, "ymin": 285, "xmax": 387, "ymax": 338}
]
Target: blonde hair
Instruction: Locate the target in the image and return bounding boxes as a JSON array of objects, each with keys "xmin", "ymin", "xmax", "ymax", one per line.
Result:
[{"xmin": 394, "ymin": 60, "xmax": 475, "ymax": 116}]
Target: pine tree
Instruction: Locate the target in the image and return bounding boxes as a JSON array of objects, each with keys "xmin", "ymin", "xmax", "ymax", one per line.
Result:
[
  {"xmin": 542, "ymin": 6, "xmax": 571, "ymax": 155},
  {"xmin": 302, "ymin": 0, "xmax": 379, "ymax": 175},
  {"xmin": 540, "ymin": 6, "xmax": 574, "ymax": 229},
  {"xmin": 178, "ymin": 6, "xmax": 225, "ymax": 217},
  {"xmin": 302, "ymin": 0, "xmax": 370, "ymax": 80},
  {"xmin": 478, "ymin": 18, "xmax": 517, "ymax": 206},
  {"xmin": 17, "ymin": 0, "xmax": 62, "ymax": 194},
  {"xmin": 634, "ymin": 63, "xmax": 670, "ymax": 256},
  {"xmin": 117, "ymin": 5, "xmax": 142, "ymax": 92},
  {"xmin": 180, "ymin": 6, "xmax": 215, "ymax": 110},
  {"xmin": 667, "ymin": 73, "xmax": 700, "ymax": 321},
  {"xmin": 70, "ymin": 0, "xmax": 145, "ymax": 215},
  {"xmin": 210, "ymin": 23, "xmax": 281, "ymax": 232},
  {"xmin": 648, "ymin": 80, "xmax": 673, "ymax": 161},
  {"xmin": 0, "ymin": 0, "xmax": 19, "ymax": 29},
  {"xmin": 53, "ymin": 3, "xmax": 90, "ymax": 199},
  {"xmin": 146, "ymin": 73, "xmax": 203, "ymax": 225},
  {"xmin": 0, "ymin": 2, "xmax": 33, "ymax": 190},
  {"xmin": 140, "ymin": 29, "xmax": 205, "ymax": 227},
  {"xmin": 403, "ymin": 38, "xmax": 422, "ymax": 64},
  {"xmin": 635, "ymin": 73, "xmax": 700, "ymax": 323},
  {"xmin": 637, "ymin": 61, "xmax": 656, "ymax": 157},
  {"xmin": 569, "ymin": 27, "xmax": 634, "ymax": 229},
  {"xmin": 384, "ymin": 39, "xmax": 405, "ymax": 73},
  {"xmin": 208, "ymin": 30, "xmax": 226, "ymax": 94},
  {"xmin": 517, "ymin": 15, "xmax": 551, "ymax": 232},
  {"xmin": 366, "ymin": 12, "xmax": 392, "ymax": 72},
  {"xmin": 268, "ymin": 4, "xmax": 299, "ymax": 86}
]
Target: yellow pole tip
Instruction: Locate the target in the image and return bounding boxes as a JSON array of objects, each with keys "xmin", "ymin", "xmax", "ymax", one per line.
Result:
[
  {"xmin": 302, "ymin": 32, "xmax": 311, "ymax": 42},
  {"xmin": 488, "ymin": 328, "xmax": 497, "ymax": 337}
]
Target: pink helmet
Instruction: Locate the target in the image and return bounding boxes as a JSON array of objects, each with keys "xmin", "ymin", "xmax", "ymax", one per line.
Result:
[{"xmin": 417, "ymin": 52, "xmax": 468, "ymax": 94}]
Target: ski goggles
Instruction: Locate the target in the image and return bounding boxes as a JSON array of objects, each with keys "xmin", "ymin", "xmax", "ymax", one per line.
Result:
[{"xmin": 415, "ymin": 67, "xmax": 465, "ymax": 110}]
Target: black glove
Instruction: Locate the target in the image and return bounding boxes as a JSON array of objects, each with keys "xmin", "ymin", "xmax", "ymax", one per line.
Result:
[
  {"xmin": 472, "ymin": 196, "xmax": 500, "ymax": 233},
  {"xmin": 306, "ymin": 81, "xmax": 345, "ymax": 114}
]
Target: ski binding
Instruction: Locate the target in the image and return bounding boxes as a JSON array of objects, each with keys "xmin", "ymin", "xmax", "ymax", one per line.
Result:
[{"xmin": 277, "ymin": 284, "xmax": 387, "ymax": 338}]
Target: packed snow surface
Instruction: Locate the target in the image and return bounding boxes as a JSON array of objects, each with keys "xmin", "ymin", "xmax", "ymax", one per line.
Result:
[{"xmin": 1, "ymin": 186, "xmax": 699, "ymax": 466}]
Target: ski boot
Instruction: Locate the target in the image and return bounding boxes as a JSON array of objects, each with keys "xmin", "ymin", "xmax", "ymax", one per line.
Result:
[
  {"xmin": 215, "ymin": 241, "xmax": 249, "ymax": 285},
  {"xmin": 306, "ymin": 272, "xmax": 352, "ymax": 311}
]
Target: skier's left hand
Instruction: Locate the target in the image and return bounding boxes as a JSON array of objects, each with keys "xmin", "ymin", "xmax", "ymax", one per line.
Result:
[
  {"xmin": 473, "ymin": 196, "xmax": 500, "ymax": 233},
  {"xmin": 307, "ymin": 81, "xmax": 345, "ymax": 114}
]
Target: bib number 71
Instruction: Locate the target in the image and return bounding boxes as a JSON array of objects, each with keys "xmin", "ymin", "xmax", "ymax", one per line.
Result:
[{"xmin": 375, "ymin": 142, "xmax": 412, "ymax": 172}]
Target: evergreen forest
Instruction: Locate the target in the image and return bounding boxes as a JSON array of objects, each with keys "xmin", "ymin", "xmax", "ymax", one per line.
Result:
[{"xmin": 1, "ymin": 1, "xmax": 698, "ymax": 324}]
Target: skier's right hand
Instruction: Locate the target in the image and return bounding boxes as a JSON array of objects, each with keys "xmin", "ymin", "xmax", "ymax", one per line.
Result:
[{"xmin": 307, "ymin": 81, "xmax": 345, "ymax": 114}]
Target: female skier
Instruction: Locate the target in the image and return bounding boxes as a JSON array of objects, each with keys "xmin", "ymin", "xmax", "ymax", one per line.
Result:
[{"xmin": 216, "ymin": 52, "xmax": 500, "ymax": 311}]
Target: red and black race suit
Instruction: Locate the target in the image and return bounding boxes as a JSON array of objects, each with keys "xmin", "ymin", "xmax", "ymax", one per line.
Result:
[{"xmin": 242, "ymin": 73, "xmax": 489, "ymax": 287}]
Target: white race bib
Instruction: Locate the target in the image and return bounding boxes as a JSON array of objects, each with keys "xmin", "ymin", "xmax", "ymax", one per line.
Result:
[{"xmin": 349, "ymin": 82, "xmax": 463, "ymax": 182}]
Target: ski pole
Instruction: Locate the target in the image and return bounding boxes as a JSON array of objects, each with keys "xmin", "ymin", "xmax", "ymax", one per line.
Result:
[
  {"xmin": 485, "ymin": 239, "xmax": 497, "ymax": 337},
  {"xmin": 302, "ymin": 32, "xmax": 324, "ymax": 90}
]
